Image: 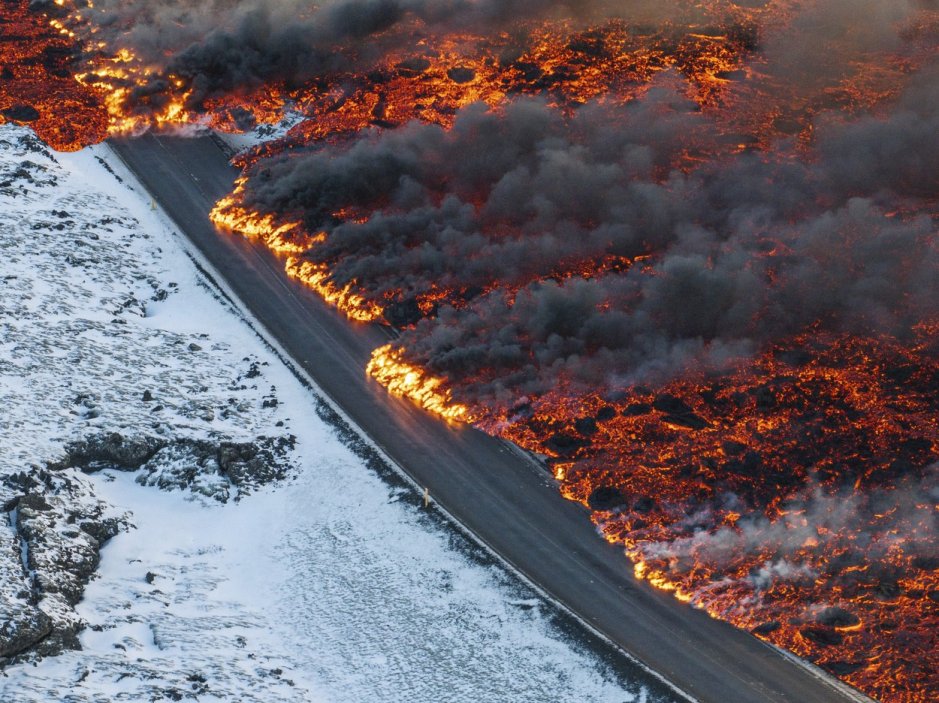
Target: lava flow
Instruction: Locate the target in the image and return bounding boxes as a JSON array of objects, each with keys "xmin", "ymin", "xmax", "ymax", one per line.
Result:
[
  {"xmin": 0, "ymin": 0, "xmax": 107, "ymax": 149},
  {"xmin": 4, "ymin": 1, "xmax": 939, "ymax": 701}
]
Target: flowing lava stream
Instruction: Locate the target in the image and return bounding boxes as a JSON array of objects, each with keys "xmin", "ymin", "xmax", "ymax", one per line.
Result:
[{"xmin": 3, "ymin": 1, "xmax": 939, "ymax": 701}]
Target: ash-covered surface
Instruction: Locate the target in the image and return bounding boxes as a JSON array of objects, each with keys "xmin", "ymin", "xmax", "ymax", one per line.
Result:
[{"xmin": 0, "ymin": 125, "xmax": 660, "ymax": 702}]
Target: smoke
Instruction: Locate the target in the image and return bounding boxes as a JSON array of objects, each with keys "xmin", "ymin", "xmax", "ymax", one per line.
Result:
[
  {"xmin": 67, "ymin": 0, "xmax": 931, "ymax": 118},
  {"xmin": 759, "ymin": 0, "xmax": 921, "ymax": 90},
  {"xmin": 72, "ymin": 0, "xmax": 660, "ymax": 110},
  {"xmin": 631, "ymin": 465, "xmax": 938, "ymax": 603},
  {"xmin": 235, "ymin": 59, "xmax": 939, "ymax": 400}
]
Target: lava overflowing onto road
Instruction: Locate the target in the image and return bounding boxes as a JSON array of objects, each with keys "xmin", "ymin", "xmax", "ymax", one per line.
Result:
[{"xmin": 3, "ymin": 1, "xmax": 939, "ymax": 700}]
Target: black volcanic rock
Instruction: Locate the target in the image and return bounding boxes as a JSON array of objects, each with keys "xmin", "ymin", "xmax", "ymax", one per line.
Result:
[
  {"xmin": 661, "ymin": 413, "xmax": 708, "ymax": 430},
  {"xmin": 876, "ymin": 579, "xmax": 902, "ymax": 599},
  {"xmin": 595, "ymin": 406, "xmax": 617, "ymax": 422},
  {"xmin": 753, "ymin": 384, "xmax": 778, "ymax": 410},
  {"xmin": 800, "ymin": 626, "xmax": 843, "ymax": 647},
  {"xmin": 912, "ymin": 555, "xmax": 939, "ymax": 571},
  {"xmin": 587, "ymin": 486, "xmax": 628, "ymax": 511},
  {"xmin": 396, "ymin": 57, "xmax": 431, "ymax": 76},
  {"xmin": 0, "ymin": 608, "xmax": 53, "ymax": 659},
  {"xmin": 546, "ymin": 432, "xmax": 589, "ymax": 457},
  {"xmin": 447, "ymin": 67, "xmax": 476, "ymax": 84},
  {"xmin": 622, "ymin": 402, "xmax": 651, "ymax": 417},
  {"xmin": 826, "ymin": 661, "xmax": 866, "ymax": 676},
  {"xmin": 815, "ymin": 607, "xmax": 860, "ymax": 628},
  {"xmin": 574, "ymin": 417, "xmax": 599, "ymax": 436},
  {"xmin": 55, "ymin": 433, "xmax": 165, "ymax": 470},
  {"xmin": 751, "ymin": 620, "xmax": 781, "ymax": 636},
  {"xmin": 1, "ymin": 105, "xmax": 40, "ymax": 123},
  {"xmin": 652, "ymin": 394, "xmax": 693, "ymax": 416}
]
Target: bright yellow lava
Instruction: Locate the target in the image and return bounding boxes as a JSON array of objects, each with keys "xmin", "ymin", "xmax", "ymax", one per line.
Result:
[{"xmin": 367, "ymin": 344, "xmax": 471, "ymax": 423}]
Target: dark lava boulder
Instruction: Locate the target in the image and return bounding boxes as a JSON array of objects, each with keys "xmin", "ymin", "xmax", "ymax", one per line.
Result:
[
  {"xmin": 17, "ymin": 493, "xmax": 52, "ymax": 513},
  {"xmin": 753, "ymin": 384, "xmax": 778, "ymax": 410},
  {"xmin": 815, "ymin": 607, "xmax": 860, "ymax": 628},
  {"xmin": 723, "ymin": 450, "xmax": 764, "ymax": 477},
  {"xmin": 912, "ymin": 555, "xmax": 939, "ymax": 571},
  {"xmin": 876, "ymin": 579, "xmax": 902, "ymax": 599},
  {"xmin": 661, "ymin": 413, "xmax": 708, "ymax": 430},
  {"xmin": 800, "ymin": 626, "xmax": 843, "ymax": 647},
  {"xmin": 546, "ymin": 432, "xmax": 589, "ymax": 457},
  {"xmin": 0, "ymin": 608, "xmax": 53, "ymax": 659},
  {"xmin": 219, "ymin": 436, "xmax": 294, "ymax": 487},
  {"xmin": 722, "ymin": 440, "xmax": 747, "ymax": 456},
  {"xmin": 447, "ymin": 67, "xmax": 476, "ymax": 83},
  {"xmin": 826, "ymin": 661, "xmax": 866, "ymax": 676},
  {"xmin": 751, "ymin": 620, "xmax": 781, "ymax": 636},
  {"xmin": 633, "ymin": 495, "xmax": 656, "ymax": 514},
  {"xmin": 56, "ymin": 433, "xmax": 165, "ymax": 471},
  {"xmin": 775, "ymin": 349, "xmax": 814, "ymax": 367},
  {"xmin": 396, "ymin": 57, "xmax": 431, "ymax": 76},
  {"xmin": 652, "ymin": 394, "xmax": 693, "ymax": 416},
  {"xmin": 622, "ymin": 402, "xmax": 652, "ymax": 417},
  {"xmin": 1, "ymin": 105, "xmax": 40, "ymax": 123},
  {"xmin": 595, "ymin": 406, "xmax": 617, "ymax": 422},
  {"xmin": 587, "ymin": 486, "xmax": 628, "ymax": 511},
  {"xmin": 574, "ymin": 417, "xmax": 599, "ymax": 436}
]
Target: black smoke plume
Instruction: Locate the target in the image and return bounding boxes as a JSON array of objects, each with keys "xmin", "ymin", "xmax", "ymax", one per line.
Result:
[
  {"xmin": 73, "ymin": 0, "xmax": 670, "ymax": 112},
  {"xmin": 237, "ymin": 61, "xmax": 939, "ymax": 401}
]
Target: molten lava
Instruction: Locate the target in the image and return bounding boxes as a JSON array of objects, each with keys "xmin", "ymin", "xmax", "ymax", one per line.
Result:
[
  {"xmin": 0, "ymin": 0, "xmax": 107, "ymax": 150},
  {"xmin": 4, "ymin": 0, "xmax": 939, "ymax": 701}
]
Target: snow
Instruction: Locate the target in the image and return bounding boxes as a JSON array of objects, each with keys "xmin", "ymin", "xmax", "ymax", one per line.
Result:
[{"xmin": 0, "ymin": 123, "xmax": 667, "ymax": 701}]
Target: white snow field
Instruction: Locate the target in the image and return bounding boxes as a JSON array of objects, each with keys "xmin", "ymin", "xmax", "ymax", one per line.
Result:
[{"xmin": 0, "ymin": 124, "xmax": 662, "ymax": 702}]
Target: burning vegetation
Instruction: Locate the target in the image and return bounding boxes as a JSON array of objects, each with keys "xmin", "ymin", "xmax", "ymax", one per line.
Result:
[{"xmin": 3, "ymin": 1, "xmax": 939, "ymax": 700}]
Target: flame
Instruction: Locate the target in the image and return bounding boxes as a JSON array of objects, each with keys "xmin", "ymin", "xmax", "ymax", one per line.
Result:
[
  {"xmin": 211, "ymin": 181, "xmax": 310, "ymax": 253},
  {"xmin": 367, "ymin": 345, "xmax": 471, "ymax": 423},
  {"xmin": 286, "ymin": 257, "xmax": 384, "ymax": 323}
]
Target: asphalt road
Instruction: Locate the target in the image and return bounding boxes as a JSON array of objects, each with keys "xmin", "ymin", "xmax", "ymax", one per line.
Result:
[{"xmin": 109, "ymin": 133, "xmax": 868, "ymax": 703}]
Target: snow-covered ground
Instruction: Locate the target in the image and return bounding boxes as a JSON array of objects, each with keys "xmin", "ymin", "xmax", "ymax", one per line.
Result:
[{"xmin": 0, "ymin": 124, "xmax": 669, "ymax": 702}]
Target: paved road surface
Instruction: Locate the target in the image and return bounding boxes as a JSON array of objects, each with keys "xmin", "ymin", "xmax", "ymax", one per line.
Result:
[{"xmin": 110, "ymin": 134, "xmax": 868, "ymax": 703}]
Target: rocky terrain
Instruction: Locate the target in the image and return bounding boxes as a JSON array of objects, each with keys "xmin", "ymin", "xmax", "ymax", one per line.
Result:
[{"xmin": 0, "ymin": 126, "xmax": 301, "ymax": 672}]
